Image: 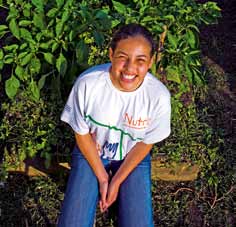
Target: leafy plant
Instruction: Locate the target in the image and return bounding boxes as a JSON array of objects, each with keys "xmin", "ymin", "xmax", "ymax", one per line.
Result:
[
  {"xmin": 0, "ymin": 90, "xmax": 72, "ymax": 169},
  {"xmin": 0, "ymin": 0, "xmax": 222, "ymax": 183},
  {"xmin": 0, "ymin": 0, "xmax": 115, "ymax": 101},
  {"xmin": 110, "ymin": 0, "xmax": 221, "ymax": 86}
]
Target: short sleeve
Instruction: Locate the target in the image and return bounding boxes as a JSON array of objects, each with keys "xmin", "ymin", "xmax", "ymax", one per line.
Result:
[
  {"xmin": 143, "ymin": 91, "xmax": 171, "ymax": 144},
  {"xmin": 60, "ymin": 79, "xmax": 89, "ymax": 135}
]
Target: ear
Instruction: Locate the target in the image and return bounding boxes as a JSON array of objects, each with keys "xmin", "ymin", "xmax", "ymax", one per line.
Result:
[{"xmin": 109, "ymin": 47, "xmax": 114, "ymax": 62}]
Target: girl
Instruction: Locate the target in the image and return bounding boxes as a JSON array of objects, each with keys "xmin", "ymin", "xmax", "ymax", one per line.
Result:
[{"xmin": 58, "ymin": 23, "xmax": 171, "ymax": 227}]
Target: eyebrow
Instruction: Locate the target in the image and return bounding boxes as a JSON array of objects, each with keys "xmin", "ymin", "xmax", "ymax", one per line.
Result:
[
  {"xmin": 136, "ymin": 55, "xmax": 148, "ymax": 59},
  {"xmin": 116, "ymin": 51, "xmax": 148, "ymax": 59},
  {"xmin": 116, "ymin": 51, "xmax": 128, "ymax": 56}
]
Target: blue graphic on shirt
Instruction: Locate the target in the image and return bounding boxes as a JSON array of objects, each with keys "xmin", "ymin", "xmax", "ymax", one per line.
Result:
[{"xmin": 101, "ymin": 141, "xmax": 119, "ymax": 159}]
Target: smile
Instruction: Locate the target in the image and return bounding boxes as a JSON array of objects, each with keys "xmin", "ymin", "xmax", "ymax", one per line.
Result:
[{"xmin": 121, "ymin": 74, "xmax": 136, "ymax": 82}]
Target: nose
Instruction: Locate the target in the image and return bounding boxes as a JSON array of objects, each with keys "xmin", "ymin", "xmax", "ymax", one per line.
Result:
[{"xmin": 125, "ymin": 59, "xmax": 136, "ymax": 74}]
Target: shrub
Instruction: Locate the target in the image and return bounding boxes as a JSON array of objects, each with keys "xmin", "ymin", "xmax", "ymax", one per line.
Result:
[{"xmin": 0, "ymin": 0, "xmax": 221, "ymax": 181}]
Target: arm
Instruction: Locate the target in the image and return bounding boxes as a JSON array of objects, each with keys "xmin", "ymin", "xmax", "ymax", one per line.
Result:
[
  {"xmin": 106, "ymin": 141, "xmax": 153, "ymax": 207},
  {"xmin": 74, "ymin": 132, "xmax": 109, "ymax": 211}
]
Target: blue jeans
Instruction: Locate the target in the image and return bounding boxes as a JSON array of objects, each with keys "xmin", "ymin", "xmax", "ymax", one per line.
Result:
[{"xmin": 57, "ymin": 146, "xmax": 153, "ymax": 227}]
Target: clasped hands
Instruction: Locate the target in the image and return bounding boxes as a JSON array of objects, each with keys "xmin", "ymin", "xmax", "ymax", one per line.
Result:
[{"xmin": 99, "ymin": 175, "xmax": 120, "ymax": 213}]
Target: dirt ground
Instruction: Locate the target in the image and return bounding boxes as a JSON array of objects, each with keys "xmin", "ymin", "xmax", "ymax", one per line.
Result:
[{"xmin": 198, "ymin": 0, "xmax": 236, "ymax": 167}]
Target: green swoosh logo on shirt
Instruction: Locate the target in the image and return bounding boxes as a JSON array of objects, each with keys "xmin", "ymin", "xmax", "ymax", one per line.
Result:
[{"xmin": 85, "ymin": 114, "xmax": 143, "ymax": 160}]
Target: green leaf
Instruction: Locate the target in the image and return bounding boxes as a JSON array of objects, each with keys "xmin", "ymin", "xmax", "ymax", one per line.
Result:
[
  {"xmin": 4, "ymin": 54, "xmax": 14, "ymax": 64},
  {"xmin": 152, "ymin": 24, "xmax": 164, "ymax": 33},
  {"xmin": 29, "ymin": 42, "xmax": 37, "ymax": 51},
  {"xmin": 166, "ymin": 66, "xmax": 181, "ymax": 84},
  {"xmin": 0, "ymin": 49, "xmax": 3, "ymax": 59},
  {"xmin": 95, "ymin": 10, "xmax": 108, "ymax": 20},
  {"xmin": 167, "ymin": 32, "xmax": 178, "ymax": 49},
  {"xmin": 38, "ymin": 73, "xmax": 49, "ymax": 90},
  {"xmin": 36, "ymin": 32, "xmax": 43, "ymax": 42},
  {"xmin": 56, "ymin": 0, "xmax": 64, "ymax": 8},
  {"xmin": 29, "ymin": 79, "xmax": 40, "ymax": 100},
  {"xmin": 56, "ymin": 20, "xmax": 64, "ymax": 37},
  {"xmin": 19, "ymin": 151, "xmax": 26, "ymax": 162},
  {"xmin": 46, "ymin": 8, "xmax": 58, "ymax": 17},
  {"xmin": 5, "ymin": 75, "xmax": 20, "ymax": 99},
  {"xmin": 69, "ymin": 30, "xmax": 75, "ymax": 42},
  {"xmin": 20, "ymin": 28, "xmax": 33, "ymax": 41},
  {"xmin": 76, "ymin": 40, "xmax": 89, "ymax": 63},
  {"xmin": 163, "ymin": 15, "xmax": 175, "ymax": 22},
  {"xmin": 192, "ymin": 68, "xmax": 204, "ymax": 85},
  {"xmin": 21, "ymin": 53, "xmax": 33, "ymax": 66},
  {"xmin": 19, "ymin": 43, "xmax": 28, "ymax": 50},
  {"xmin": 19, "ymin": 20, "xmax": 32, "ymax": 27},
  {"xmin": 174, "ymin": 0, "xmax": 184, "ymax": 8},
  {"xmin": 79, "ymin": 6, "xmax": 91, "ymax": 20},
  {"xmin": 142, "ymin": 16, "xmax": 155, "ymax": 22},
  {"xmin": 56, "ymin": 52, "xmax": 67, "ymax": 76},
  {"xmin": 99, "ymin": 17, "xmax": 112, "ymax": 30},
  {"xmin": 189, "ymin": 50, "xmax": 200, "ymax": 56},
  {"xmin": 61, "ymin": 10, "xmax": 70, "ymax": 23},
  {"xmin": 0, "ymin": 61, "xmax": 4, "ymax": 70},
  {"xmin": 185, "ymin": 65, "xmax": 193, "ymax": 83},
  {"xmin": 93, "ymin": 30, "xmax": 104, "ymax": 47},
  {"xmin": 7, "ymin": 6, "xmax": 19, "ymax": 21},
  {"xmin": 112, "ymin": 0, "xmax": 126, "ymax": 14},
  {"xmin": 187, "ymin": 24, "xmax": 200, "ymax": 33},
  {"xmin": 64, "ymin": 0, "xmax": 73, "ymax": 8},
  {"xmin": 32, "ymin": 0, "xmax": 44, "ymax": 12},
  {"xmin": 0, "ymin": 30, "xmax": 7, "ymax": 39},
  {"xmin": 186, "ymin": 30, "xmax": 196, "ymax": 49},
  {"xmin": 52, "ymin": 42, "xmax": 59, "ymax": 52},
  {"xmin": 15, "ymin": 65, "xmax": 26, "ymax": 80},
  {"xmin": 39, "ymin": 41, "xmax": 52, "ymax": 49},
  {"xmin": 3, "ymin": 44, "xmax": 18, "ymax": 51},
  {"xmin": 23, "ymin": 7, "xmax": 31, "ymax": 17},
  {"xmin": 111, "ymin": 19, "xmax": 120, "ymax": 28},
  {"xmin": 18, "ymin": 51, "xmax": 28, "ymax": 59},
  {"xmin": 62, "ymin": 40, "xmax": 68, "ymax": 51},
  {"xmin": 0, "ymin": 25, "xmax": 8, "ymax": 31},
  {"xmin": 9, "ymin": 19, "xmax": 20, "ymax": 39},
  {"xmin": 42, "ymin": 29, "xmax": 54, "ymax": 38},
  {"xmin": 205, "ymin": 2, "xmax": 221, "ymax": 11},
  {"xmin": 33, "ymin": 12, "xmax": 46, "ymax": 30},
  {"xmin": 43, "ymin": 52, "xmax": 54, "ymax": 64},
  {"xmin": 30, "ymin": 57, "xmax": 41, "ymax": 74}
]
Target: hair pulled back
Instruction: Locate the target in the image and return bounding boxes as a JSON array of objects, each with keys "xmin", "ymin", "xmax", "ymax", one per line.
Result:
[{"xmin": 110, "ymin": 23, "xmax": 156, "ymax": 57}]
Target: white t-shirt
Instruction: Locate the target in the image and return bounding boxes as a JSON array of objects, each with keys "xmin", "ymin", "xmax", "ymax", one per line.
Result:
[{"xmin": 61, "ymin": 63, "xmax": 171, "ymax": 160}]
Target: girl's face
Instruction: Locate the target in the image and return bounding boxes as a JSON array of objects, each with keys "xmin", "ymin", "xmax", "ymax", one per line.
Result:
[{"xmin": 109, "ymin": 35, "xmax": 154, "ymax": 92}]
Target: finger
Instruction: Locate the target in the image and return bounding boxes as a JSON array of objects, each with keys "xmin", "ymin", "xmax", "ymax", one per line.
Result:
[
  {"xmin": 99, "ymin": 200, "xmax": 103, "ymax": 212},
  {"xmin": 99, "ymin": 200, "xmax": 108, "ymax": 213}
]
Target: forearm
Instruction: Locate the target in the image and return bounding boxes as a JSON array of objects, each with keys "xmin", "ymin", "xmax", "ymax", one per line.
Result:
[
  {"xmin": 74, "ymin": 132, "xmax": 108, "ymax": 183},
  {"xmin": 112, "ymin": 142, "xmax": 153, "ymax": 186}
]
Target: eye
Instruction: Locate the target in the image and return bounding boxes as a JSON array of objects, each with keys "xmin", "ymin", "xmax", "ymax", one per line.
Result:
[
  {"xmin": 137, "ymin": 58, "xmax": 146, "ymax": 64},
  {"xmin": 116, "ymin": 55, "xmax": 127, "ymax": 61}
]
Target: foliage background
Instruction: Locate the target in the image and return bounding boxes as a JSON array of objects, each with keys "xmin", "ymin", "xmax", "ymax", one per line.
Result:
[{"xmin": 0, "ymin": 0, "xmax": 235, "ymax": 226}]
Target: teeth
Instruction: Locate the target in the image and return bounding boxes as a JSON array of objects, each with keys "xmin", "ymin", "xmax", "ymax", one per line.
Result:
[{"xmin": 123, "ymin": 74, "xmax": 136, "ymax": 80}]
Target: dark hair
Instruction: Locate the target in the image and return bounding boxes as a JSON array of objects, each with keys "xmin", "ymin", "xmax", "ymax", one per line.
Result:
[{"xmin": 110, "ymin": 23, "xmax": 157, "ymax": 57}]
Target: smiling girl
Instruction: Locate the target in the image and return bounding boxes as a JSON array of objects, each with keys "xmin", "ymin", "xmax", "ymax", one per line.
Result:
[{"xmin": 58, "ymin": 23, "xmax": 171, "ymax": 227}]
